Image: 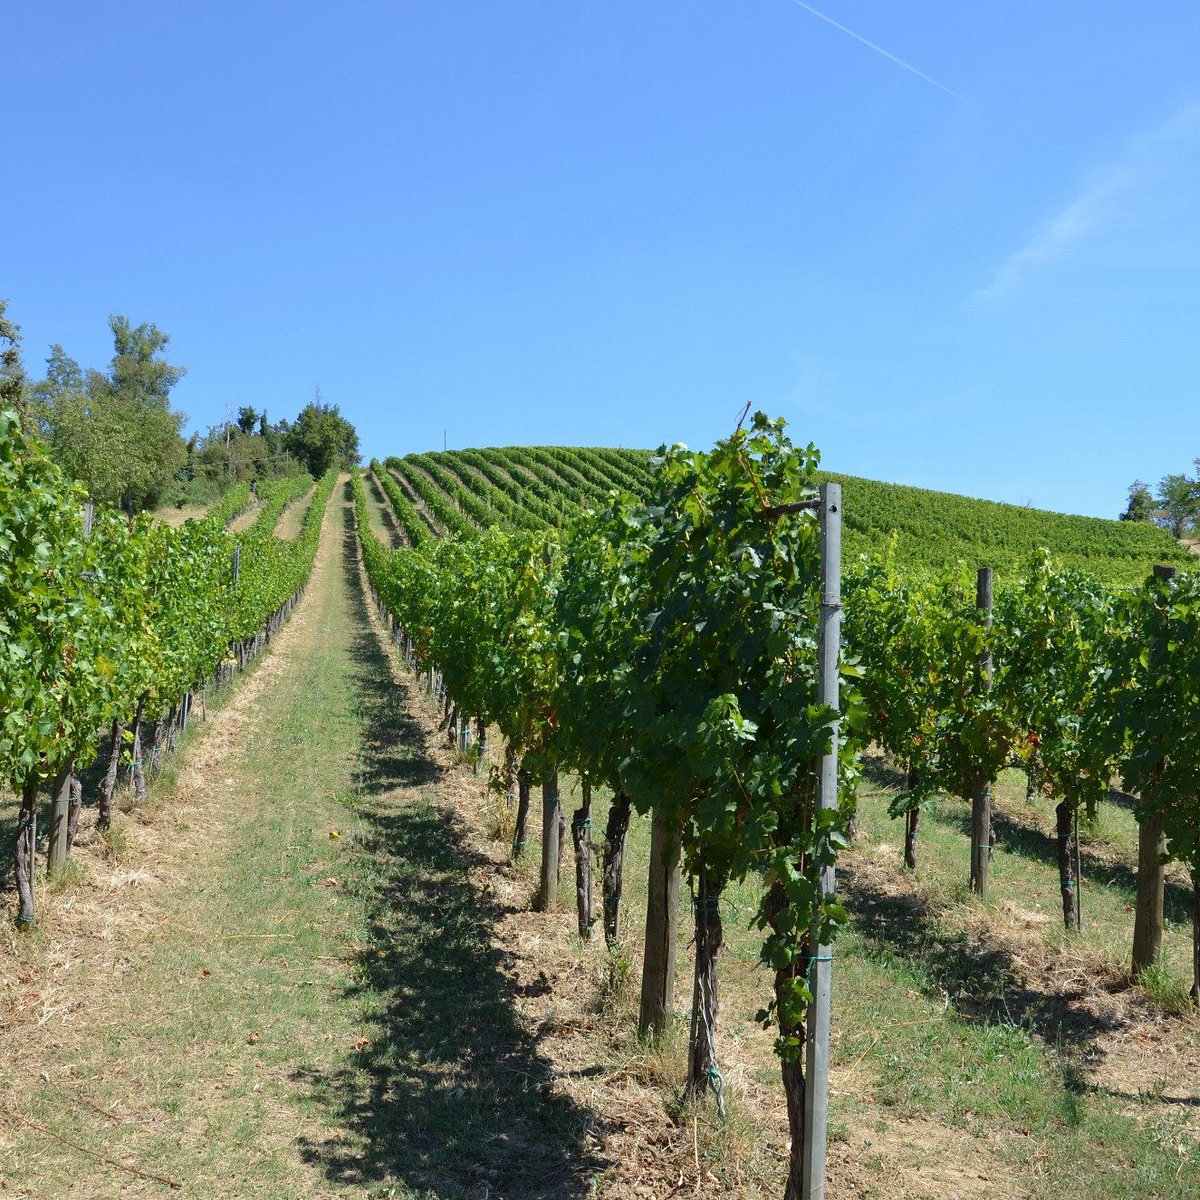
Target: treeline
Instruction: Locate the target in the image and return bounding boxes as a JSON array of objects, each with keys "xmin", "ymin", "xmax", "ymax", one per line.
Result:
[
  {"xmin": 0, "ymin": 300, "xmax": 358, "ymax": 514},
  {"xmin": 1122, "ymin": 464, "xmax": 1200, "ymax": 540}
]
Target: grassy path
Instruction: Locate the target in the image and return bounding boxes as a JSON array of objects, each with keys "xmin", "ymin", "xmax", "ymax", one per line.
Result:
[{"xmin": 0, "ymin": 483, "xmax": 595, "ymax": 1199}]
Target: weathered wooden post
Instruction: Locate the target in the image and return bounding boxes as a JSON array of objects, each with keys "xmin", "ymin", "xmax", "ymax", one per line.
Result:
[
  {"xmin": 969, "ymin": 566, "xmax": 994, "ymax": 898},
  {"xmin": 639, "ymin": 806, "xmax": 682, "ymax": 1038},
  {"xmin": 1132, "ymin": 563, "xmax": 1175, "ymax": 976},
  {"xmin": 46, "ymin": 764, "xmax": 73, "ymax": 878},
  {"xmin": 537, "ymin": 766, "xmax": 563, "ymax": 910}
]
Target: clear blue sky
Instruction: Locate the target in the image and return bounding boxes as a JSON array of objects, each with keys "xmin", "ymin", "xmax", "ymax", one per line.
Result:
[{"xmin": 5, "ymin": 1, "xmax": 1200, "ymax": 518}]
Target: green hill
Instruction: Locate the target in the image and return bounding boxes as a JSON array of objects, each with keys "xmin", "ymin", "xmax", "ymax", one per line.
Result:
[{"xmin": 372, "ymin": 446, "xmax": 1188, "ymax": 588}]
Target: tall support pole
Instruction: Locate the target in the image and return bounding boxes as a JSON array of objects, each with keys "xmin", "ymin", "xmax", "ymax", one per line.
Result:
[
  {"xmin": 969, "ymin": 567, "xmax": 995, "ymax": 898},
  {"xmin": 1133, "ymin": 563, "xmax": 1176, "ymax": 975},
  {"xmin": 801, "ymin": 482, "xmax": 841, "ymax": 1200}
]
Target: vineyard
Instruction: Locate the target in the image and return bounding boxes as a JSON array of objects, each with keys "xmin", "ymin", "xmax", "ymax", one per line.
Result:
[
  {"xmin": 369, "ymin": 445, "xmax": 1188, "ymax": 587},
  {"xmin": 5, "ymin": 416, "xmax": 1200, "ymax": 1199},
  {"xmin": 0, "ymin": 411, "xmax": 336, "ymax": 925},
  {"xmin": 355, "ymin": 427, "xmax": 1200, "ymax": 1198}
]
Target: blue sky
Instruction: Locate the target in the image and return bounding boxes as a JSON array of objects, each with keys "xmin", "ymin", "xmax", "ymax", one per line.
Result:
[{"xmin": 5, "ymin": 1, "xmax": 1200, "ymax": 518}]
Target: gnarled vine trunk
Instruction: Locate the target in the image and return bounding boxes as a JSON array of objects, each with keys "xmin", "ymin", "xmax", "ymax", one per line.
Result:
[
  {"xmin": 15, "ymin": 780, "xmax": 38, "ymax": 926},
  {"xmin": 512, "ymin": 761, "xmax": 532, "ymax": 861},
  {"xmin": 572, "ymin": 784, "xmax": 594, "ymax": 940},
  {"xmin": 602, "ymin": 791, "xmax": 632, "ymax": 945},
  {"xmin": 686, "ymin": 863, "xmax": 724, "ymax": 1115},
  {"xmin": 66, "ymin": 773, "xmax": 82, "ymax": 854},
  {"xmin": 131, "ymin": 697, "xmax": 147, "ymax": 807},
  {"xmin": 1055, "ymin": 798, "xmax": 1078, "ymax": 930},
  {"xmin": 765, "ymin": 875, "xmax": 808, "ymax": 1200},
  {"xmin": 98, "ymin": 718, "xmax": 123, "ymax": 831},
  {"xmin": 538, "ymin": 767, "xmax": 562, "ymax": 912},
  {"xmin": 1191, "ymin": 875, "xmax": 1200, "ymax": 1008},
  {"xmin": 904, "ymin": 766, "xmax": 920, "ymax": 870}
]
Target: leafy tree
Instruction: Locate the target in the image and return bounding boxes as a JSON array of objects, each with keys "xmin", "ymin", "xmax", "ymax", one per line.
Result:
[
  {"xmin": 30, "ymin": 316, "xmax": 187, "ymax": 512},
  {"xmin": 0, "ymin": 301, "xmax": 29, "ymax": 431},
  {"xmin": 1121, "ymin": 479, "xmax": 1155, "ymax": 522},
  {"xmin": 1156, "ymin": 469, "xmax": 1200, "ymax": 539},
  {"xmin": 106, "ymin": 315, "xmax": 186, "ymax": 411},
  {"xmin": 236, "ymin": 406, "xmax": 260, "ymax": 435},
  {"xmin": 285, "ymin": 400, "xmax": 359, "ymax": 475}
]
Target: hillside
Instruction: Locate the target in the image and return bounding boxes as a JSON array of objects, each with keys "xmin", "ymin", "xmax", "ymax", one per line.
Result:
[{"xmin": 372, "ymin": 446, "xmax": 1187, "ymax": 587}]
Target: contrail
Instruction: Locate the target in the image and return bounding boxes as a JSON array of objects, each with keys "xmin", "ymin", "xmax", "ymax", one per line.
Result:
[{"xmin": 787, "ymin": 0, "xmax": 966, "ymax": 102}]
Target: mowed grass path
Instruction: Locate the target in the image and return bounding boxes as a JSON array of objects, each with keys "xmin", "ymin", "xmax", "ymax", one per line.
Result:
[{"xmin": 1, "ymin": 484, "xmax": 596, "ymax": 1199}]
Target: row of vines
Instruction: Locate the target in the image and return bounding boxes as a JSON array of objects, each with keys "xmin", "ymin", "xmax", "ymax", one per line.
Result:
[
  {"xmin": 1, "ymin": 409, "xmax": 335, "ymax": 925},
  {"xmin": 363, "ymin": 423, "xmax": 1200, "ymax": 1197},
  {"xmin": 359, "ymin": 416, "xmax": 852, "ymax": 1199}
]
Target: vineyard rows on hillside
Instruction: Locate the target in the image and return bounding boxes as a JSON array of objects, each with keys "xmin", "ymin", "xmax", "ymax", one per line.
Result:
[{"xmin": 375, "ymin": 445, "xmax": 1186, "ymax": 587}]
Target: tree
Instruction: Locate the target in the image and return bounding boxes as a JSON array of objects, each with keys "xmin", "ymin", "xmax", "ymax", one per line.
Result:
[
  {"xmin": 1121, "ymin": 479, "xmax": 1155, "ymax": 522},
  {"xmin": 285, "ymin": 399, "xmax": 359, "ymax": 476},
  {"xmin": 0, "ymin": 300, "xmax": 27, "ymax": 428},
  {"xmin": 106, "ymin": 315, "xmax": 186, "ymax": 411},
  {"xmin": 236, "ymin": 406, "xmax": 260, "ymax": 435},
  {"xmin": 30, "ymin": 316, "xmax": 187, "ymax": 512},
  {"xmin": 1156, "ymin": 470, "xmax": 1200, "ymax": 539}
]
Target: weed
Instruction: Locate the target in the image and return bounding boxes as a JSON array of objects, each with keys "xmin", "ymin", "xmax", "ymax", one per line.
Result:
[{"xmin": 1137, "ymin": 961, "xmax": 1195, "ymax": 1016}]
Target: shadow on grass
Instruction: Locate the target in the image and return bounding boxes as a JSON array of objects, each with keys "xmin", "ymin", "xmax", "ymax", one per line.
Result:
[
  {"xmin": 293, "ymin": 492, "xmax": 605, "ymax": 1199},
  {"xmin": 841, "ymin": 859, "xmax": 1126, "ymax": 1052},
  {"xmin": 859, "ymin": 756, "xmax": 1196, "ymax": 929}
]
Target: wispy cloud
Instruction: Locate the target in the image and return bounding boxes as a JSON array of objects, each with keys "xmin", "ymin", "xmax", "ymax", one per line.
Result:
[
  {"xmin": 979, "ymin": 102, "xmax": 1200, "ymax": 300},
  {"xmin": 785, "ymin": 0, "xmax": 965, "ymax": 102}
]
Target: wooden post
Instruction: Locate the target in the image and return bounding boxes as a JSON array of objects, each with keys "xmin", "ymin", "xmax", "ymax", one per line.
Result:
[
  {"xmin": 46, "ymin": 762, "xmax": 73, "ymax": 877},
  {"xmin": 1133, "ymin": 563, "xmax": 1175, "ymax": 976},
  {"xmin": 537, "ymin": 766, "xmax": 562, "ymax": 911},
  {"xmin": 969, "ymin": 566, "xmax": 994, "ymax": 898},
  {"xmin": 639, "ymin": 805, "xmax": 682, "ymax": 1038},
  {"xmin": 800, "ymin": 481, "xmax": 842, "ymax": 1200},
  {"xmin": 48, "ymin": 501, "xmax": 95, "ymax": 876}
]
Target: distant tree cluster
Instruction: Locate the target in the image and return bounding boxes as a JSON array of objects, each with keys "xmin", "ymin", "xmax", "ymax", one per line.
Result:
[
  {"xmin": 1122, "ymin": 464, "xmax": 1200, "ymax": 539},
  {"xmin": 186, "ymin": 396, "xmax": 358, "ymax": 492},
  {"xmin": 1, "ymin": 300, "xmax": 361, "ymax": 514}
]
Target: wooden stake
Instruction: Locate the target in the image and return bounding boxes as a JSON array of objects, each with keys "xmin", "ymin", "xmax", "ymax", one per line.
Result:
[
  {"xmin": 969, "ymin": 566, "xmax": 994, "ymax": 898},
  {"xmin": 639, "ymin": 806, "xmax": 682, "ymax": 1038}
]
